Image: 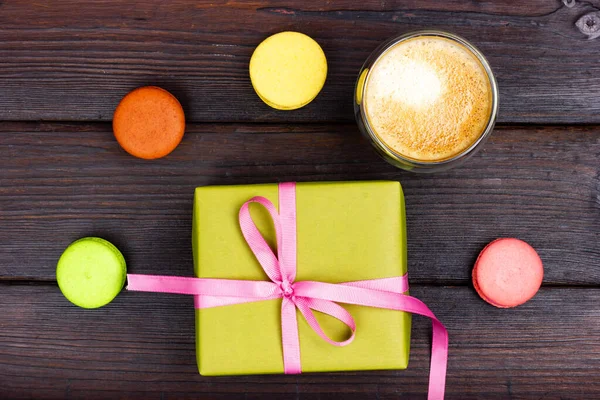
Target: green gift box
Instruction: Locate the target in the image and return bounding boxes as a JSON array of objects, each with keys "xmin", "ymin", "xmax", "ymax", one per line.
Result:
[{"xmin": 192, "ymin": 181, "xmax": 411, "ymax": 375}]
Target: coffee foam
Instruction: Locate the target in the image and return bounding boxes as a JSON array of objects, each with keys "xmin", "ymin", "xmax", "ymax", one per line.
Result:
[{"xmin": 364, "ymin": 36, "xmax": 493, "ymax": 162}]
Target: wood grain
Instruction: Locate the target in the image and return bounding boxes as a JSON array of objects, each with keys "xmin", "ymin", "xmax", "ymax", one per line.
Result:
[
  {"xmin": 1, "ymin": 0, "xmax": 600, "ymax": 123},
  {"xmin": 1, "ymin": 284, "xmax": 599, "ymax": 399},
  {"xmin": 1, "ymin": 122, "xmax": 599, "ymax": 285}
]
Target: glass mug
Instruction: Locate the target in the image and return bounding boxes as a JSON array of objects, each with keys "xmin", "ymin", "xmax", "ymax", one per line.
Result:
[{"xmin": 354, "ymin": 30, "xmax": 499, "ymax": 173}]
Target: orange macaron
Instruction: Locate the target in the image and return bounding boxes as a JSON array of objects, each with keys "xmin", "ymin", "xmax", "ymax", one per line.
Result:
[
  {"xmin": 113, "ymin": 86, "xmax": 185, "ymax": 159},
  {"xmin": 472, "ymin": 238, "xmax": 543, "ymax": 308}
]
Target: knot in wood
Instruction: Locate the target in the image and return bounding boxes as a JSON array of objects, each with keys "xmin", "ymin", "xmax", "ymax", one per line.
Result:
[{"xmin": 576, "ymin": 12, "xmax": 600, "ymax": 39}]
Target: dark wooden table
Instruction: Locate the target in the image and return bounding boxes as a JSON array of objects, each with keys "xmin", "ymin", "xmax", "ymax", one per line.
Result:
[{"xmin": 2, "ymin": 1, "xmax": 600, "ymax": 399}]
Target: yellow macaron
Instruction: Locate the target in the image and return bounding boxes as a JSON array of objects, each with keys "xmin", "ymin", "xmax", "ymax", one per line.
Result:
[{"xmin": 250, "ymin": 31, "xmax": 327, "ymax": 110}]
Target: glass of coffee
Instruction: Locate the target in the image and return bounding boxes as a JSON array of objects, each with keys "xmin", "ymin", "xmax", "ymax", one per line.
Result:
[{"xmin": 355, "ymin": 31, "xmax": 498, "ymax": 172}]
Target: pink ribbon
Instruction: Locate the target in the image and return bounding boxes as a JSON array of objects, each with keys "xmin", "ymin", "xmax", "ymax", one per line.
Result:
[{"xmin": 127, "ymin": 182, "xmax": 448, "ymax": 399}]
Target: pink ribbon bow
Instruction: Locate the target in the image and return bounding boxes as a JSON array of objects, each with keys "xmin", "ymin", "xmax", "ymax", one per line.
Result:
[{"xmin": 127, "ymin": 182, "xmax": 448, "ymax": 399}]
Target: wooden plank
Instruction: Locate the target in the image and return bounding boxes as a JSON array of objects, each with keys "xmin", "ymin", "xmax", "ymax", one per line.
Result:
[
  {"xmin": 1, "ymin": 122, "xmax": 600, "ymax": 284},
  {"xmin": 1, "ymin": 284, "xmax": 599, "ymax": 399},
  {"xmin": 1, "ymin": 0, "xmax": 599, "ymax": 123}
]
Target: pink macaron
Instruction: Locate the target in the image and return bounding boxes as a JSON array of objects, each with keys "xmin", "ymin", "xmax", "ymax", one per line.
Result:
[{"xmin": 472, "ymin": 238, "xmax": 543, "ymax": 308}]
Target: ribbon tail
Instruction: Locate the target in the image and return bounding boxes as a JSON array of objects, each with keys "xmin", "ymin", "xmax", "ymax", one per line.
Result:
[
  {"xmin": 281, "ymin": 297, "xmax": 302, "ymax": 374},
  {"xmin": 429, "ymin": 319, "xmax": 448, "ymax": 400},
  {"xmin": 294, "ymin": 281, "xmax": 448, "ymax": 400}
]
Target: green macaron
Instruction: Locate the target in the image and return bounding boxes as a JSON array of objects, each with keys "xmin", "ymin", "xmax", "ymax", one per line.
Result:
[{"xmin": 57, "ymin": 237, "xmax": 127, "ymax": 309}]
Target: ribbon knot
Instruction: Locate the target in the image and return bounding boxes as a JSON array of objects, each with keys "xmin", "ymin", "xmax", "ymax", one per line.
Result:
[
  {"xmin": 280, "ymin": 281, "xmax": 294, "ymax": 299},
  {"xmin": 126, "ymin": 182, "xmax": 448, "ymax": 400}
]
